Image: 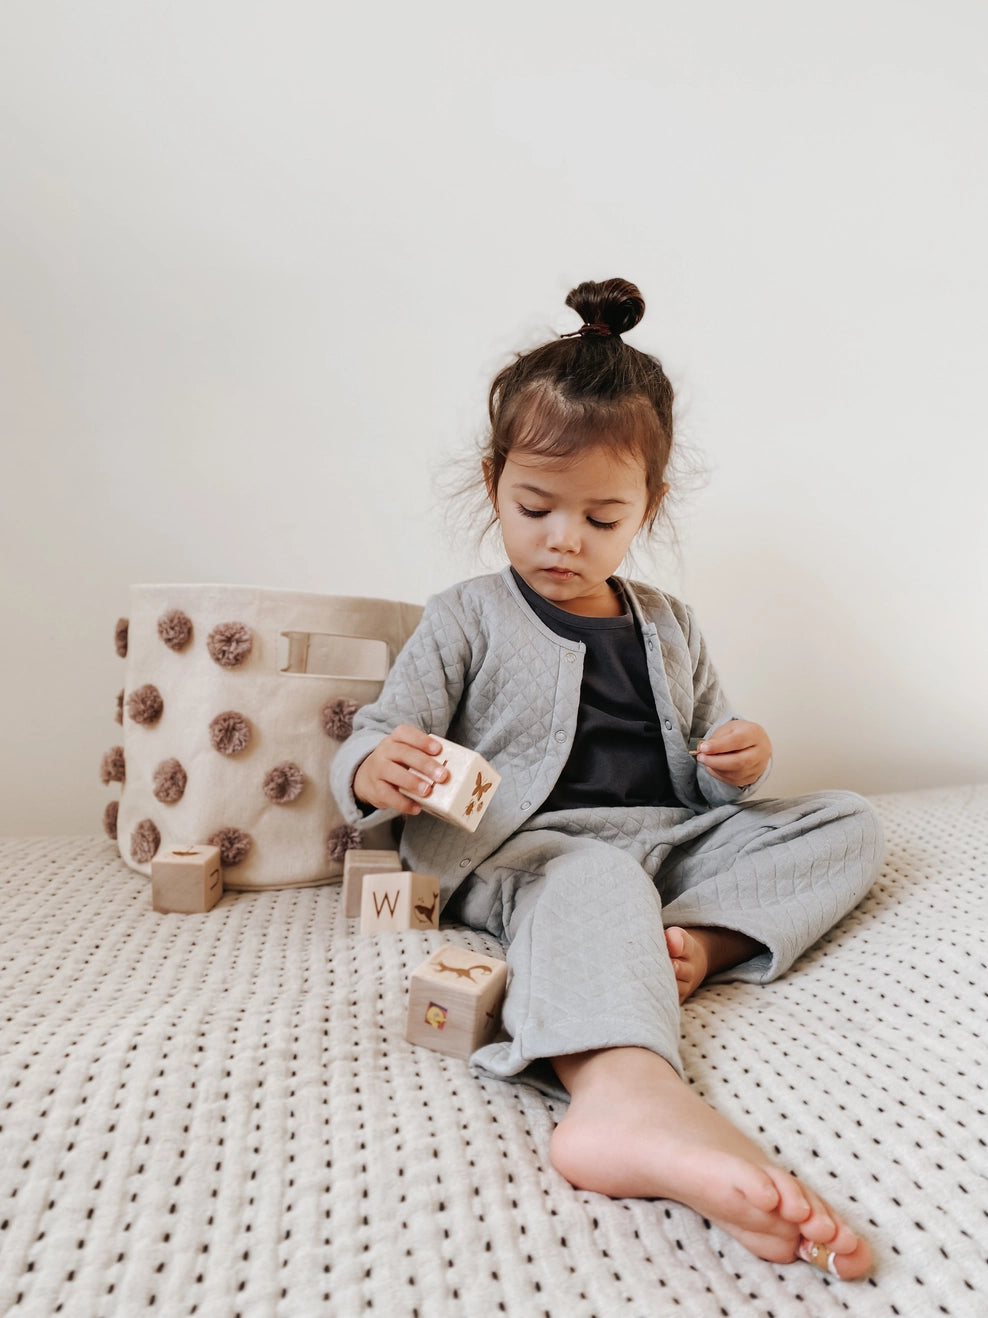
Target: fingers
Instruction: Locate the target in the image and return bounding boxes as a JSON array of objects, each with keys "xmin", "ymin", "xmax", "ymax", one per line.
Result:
[
  {"xmin": 696, "ymin": 749, "xmax": 761, "ymax": 787},
  {"xmin": 695, "ymin": 720, "xmax": 772, "ymax": 787},
  {"xmin": 353, "ymin": 726, "xmax": 450, "ymax": 814},
  {"xmin": 364, "ymin": 780, "xmax": 426, "ymax": 816},
  {"xmin": 697, "ymin": 719, "xmax": 762, "ymax": 755},
  {"xmin": 698, "ymin": 731, "xmax": 746, "ymax": 753},
  {"xmin": 390, "ymin": 725, "xmax": 450, "ymax": 786}
]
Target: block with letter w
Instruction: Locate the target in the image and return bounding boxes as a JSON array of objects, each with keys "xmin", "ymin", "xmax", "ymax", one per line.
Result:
[{"xmin": 359, "ymin": 870, "xmax": 440, "ymax": 934}]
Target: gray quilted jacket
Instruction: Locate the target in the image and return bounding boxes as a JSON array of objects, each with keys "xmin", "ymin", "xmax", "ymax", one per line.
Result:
[{"xmin": 331, "ymin": 566, "xmax": 759, "ymax": 906}]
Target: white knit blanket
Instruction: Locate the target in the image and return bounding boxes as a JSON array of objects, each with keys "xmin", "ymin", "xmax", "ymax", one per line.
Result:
[{"xmin": 1, "ymin": 786, "xmax": 986, "ymax": 1317}]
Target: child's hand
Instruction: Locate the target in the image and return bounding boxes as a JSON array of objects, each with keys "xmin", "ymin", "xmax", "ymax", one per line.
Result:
[
  {"xmin": 695, "ymin": 721, "xmax": 772, "ymax": 788},
  {"xmin": 353, "ymin": 725, "xmax": 450, "ymax": 815}
]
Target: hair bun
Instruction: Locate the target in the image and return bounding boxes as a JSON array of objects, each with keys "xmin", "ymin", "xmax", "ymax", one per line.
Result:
[{"xmin": 565, "ymin": 278, "xmax": 645, "ymax": 337}]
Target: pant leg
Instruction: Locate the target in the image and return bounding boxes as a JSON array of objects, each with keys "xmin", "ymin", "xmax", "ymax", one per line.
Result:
[
  {"xmin": 658, "ymin": 790, "xmax": 884, "ymax": 982},
  {"xmin": 457, "ymin": 828, "xmax": 685, "ymax": 1087}
]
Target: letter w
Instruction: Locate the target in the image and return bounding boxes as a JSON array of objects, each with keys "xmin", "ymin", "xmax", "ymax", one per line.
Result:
[{"xmin": 373, "ymin": 889, "xmax": 400, "ymax": 918}]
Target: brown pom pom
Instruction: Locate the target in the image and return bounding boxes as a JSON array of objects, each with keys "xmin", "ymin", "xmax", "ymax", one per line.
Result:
[
  {"xmin": 322, "ymin": 698, "xmax": 359, "ymax": 741},
  {"xmin": 115, "ymin": 618, "xmax": 129, "ymax": 658},
  {"xmin": 127, "ymin": 684, "xmax": 164, "ymax": 726},
  {"xmin": 100, "ymin": 746, "xmax": 126, "ymax": 785},
  {"xmin": 103, "ymin": 800, "xmax": 119, "ymax": 840},
  {"xmin": 207, "ymin": 622, "xmax": 253, "ymax": 669},
  {"xmin": 158, "ymin": 609, "xmax": 194, "ymax": 651},
  {"xmin": 130, "ymin": 818, "xmax": 161, "ymax": 864},
  {"xmin": 326, "ymin": 823, "xmax": 362, "ymax": 863},
  {"xmin": 209, "ymin": 710, "xmax": 252, "ymax": 755},
  {"xmin": 207, "ymin": 827, "xmax": 252, "ymax": 867},
  {"xmin": 263, "ymin": 762, "xmax": 305, "ymax": 803},
  {"xmin": 116, "ymin": 690, "xmax": 124, "ymax": 725},
  {"xmin": 152, "ymin": 758, "xmax": 188, "ymax": 804}
]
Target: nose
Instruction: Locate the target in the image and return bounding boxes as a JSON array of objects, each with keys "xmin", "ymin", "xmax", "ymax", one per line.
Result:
[{"xmin": 545, "ymin": 512, "xmax": 580, "ymax": 554}]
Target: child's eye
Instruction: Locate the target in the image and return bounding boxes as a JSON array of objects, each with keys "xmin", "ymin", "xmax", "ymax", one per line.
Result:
[{"xmin": 515, "ymin": 504, "xmax": 618, "ymax": 529}]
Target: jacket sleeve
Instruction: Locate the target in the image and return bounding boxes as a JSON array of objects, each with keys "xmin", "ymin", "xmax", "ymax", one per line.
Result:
[
  {"xmin": 330, "ymin": 592, "xmax": 473, "ymax": 826},
  {"xmin": 683, "ymin": 603, "xmax": 773, "ymax": 807}
]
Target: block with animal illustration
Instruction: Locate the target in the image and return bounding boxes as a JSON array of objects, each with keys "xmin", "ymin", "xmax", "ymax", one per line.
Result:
[
  {"xmin": 151, "ymin": 844, "xmax": 223, "ymax": 914},
  {"xmin": 402, "ymin": 737, "xmax": 500, "ymax": 833},
  {"xmin": 359, "ymin": 870, "xmax": 440, "ymax": 933},
  {"xmin": 405, "ymin": 943, "xmax": 508, "ymax": 1060},
  {"xmin": 341, "ymin": 848, "xmax": 402, "ymax": 919}
]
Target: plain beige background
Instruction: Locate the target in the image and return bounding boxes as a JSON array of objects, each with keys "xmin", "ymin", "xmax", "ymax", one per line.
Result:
[{"xmin": 2, "ymin": 0, "xmax": 986, "ymax": 835}]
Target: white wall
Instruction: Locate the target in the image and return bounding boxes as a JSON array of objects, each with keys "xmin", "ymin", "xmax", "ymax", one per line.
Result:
[{"xmin": 2, "ymin": 0, "xmax": 986, "ymax": 835}]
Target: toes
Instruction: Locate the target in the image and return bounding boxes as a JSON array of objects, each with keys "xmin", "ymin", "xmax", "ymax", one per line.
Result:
[
  {"xmin": 826, "ymin": 1217, "xmax": 864, "ymax": 1257},
  {"xmin": 665, "ymin": 927, "xmax": 686, "ymax": 957},
  {"xmin": 831, "ymin": 1236, "xmax": 873, "ymax": 1280},
  {"xmin": 759, "ymin": 1167, "xmax": 811, "ymax": 1225},
  {"xmin": 793, "ymin": 1183, "xmax": 845, "ymax": 1242},
  {"xmin": 795, "ymin": 1186, "xmax": 874, "ymax": 1275},
  {"xmin": 735, "ymin": 1227, "xmax": 801, "ymax": 1266},
  {"xmin": 729, "ymin": 1161, "xmax": 783, "ymax": 1216},
  {"xmin": 798, "ymin": 1229, "xmax": 873, "ymax": 1281},
  {"xmin": 757, "ymin": 1176, "xmax": 873, "ymax": 1281},
  {"xmin": 771, "ymin": 1181, "xmax": 812, "ymax": 1227},
  {"xmin": 799, "ymin": 1237, "xmax": 839, "ymax": 1275}
]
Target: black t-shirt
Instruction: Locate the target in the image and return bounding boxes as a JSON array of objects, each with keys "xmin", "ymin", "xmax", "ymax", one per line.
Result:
[{"xmin": 511, "ymin": 570, "xmax": 676, "ymax": 810}]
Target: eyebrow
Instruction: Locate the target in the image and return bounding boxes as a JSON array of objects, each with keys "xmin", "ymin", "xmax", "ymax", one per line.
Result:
[{"xmin": 511, "ymin": 482, "xmax": 632, "ymax": 506}]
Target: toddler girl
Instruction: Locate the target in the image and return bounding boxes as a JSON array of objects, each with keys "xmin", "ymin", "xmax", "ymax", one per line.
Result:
[{"xmin": 331, "ymin": 279, "xmax": 883, "ymax": 1280}]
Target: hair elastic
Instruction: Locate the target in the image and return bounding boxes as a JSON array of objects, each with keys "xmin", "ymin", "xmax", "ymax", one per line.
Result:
[{"xmin": 561, "ymin": 321, "xmax": 613, "ymax": 339}]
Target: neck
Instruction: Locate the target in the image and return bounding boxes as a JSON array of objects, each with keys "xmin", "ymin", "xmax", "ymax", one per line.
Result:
[{"xmin": 556, "ymin": 582, "xmax": 624, "ymax": 618}]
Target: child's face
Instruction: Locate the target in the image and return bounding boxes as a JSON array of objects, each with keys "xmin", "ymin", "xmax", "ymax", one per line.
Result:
[{"xmin": 492, "ymin": 445, "xmax": 653, "ymax": 616}]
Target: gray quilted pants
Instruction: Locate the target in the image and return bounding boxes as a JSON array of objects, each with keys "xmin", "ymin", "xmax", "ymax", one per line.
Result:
[{"xmin": 453, "ymin": 791, "xmax": 883, "ymax": 1091}]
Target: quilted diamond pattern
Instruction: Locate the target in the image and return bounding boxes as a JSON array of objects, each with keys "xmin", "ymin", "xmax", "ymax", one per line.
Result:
[
  {"xmin": 467, "ymin": 792, "xmax": 882, "ymax": 1089},
  {"xmin": 472, "ymin": 830, "xmax": 684, "ymax": 1078},
  {"xmin": 330, "ymin": 568, "xmax": 753, "ymax": 905}
]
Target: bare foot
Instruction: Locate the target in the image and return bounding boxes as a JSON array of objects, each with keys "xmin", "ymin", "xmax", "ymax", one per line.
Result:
[
  {"xmin": 551, "ymin": 1048, "xmax": 873, "ymax": 1280},
  {"xmin": 664, "ymin": 925, "xmax": 765, "ymax": 1003}
]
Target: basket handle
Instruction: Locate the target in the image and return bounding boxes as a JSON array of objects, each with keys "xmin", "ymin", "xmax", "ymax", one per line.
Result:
[{"xmin": 278, "ymin": 631, "xmax": 390, "ymax": 681}]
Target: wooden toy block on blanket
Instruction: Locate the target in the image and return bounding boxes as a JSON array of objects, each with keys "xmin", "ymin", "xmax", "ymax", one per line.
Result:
[
  {"xmin": 406, "ymin": 943, "xmax": 508, "ymax": 1059},
  {"xmin": 341, "ymin": 848, "xmax": 402, "ymax": 918},
  {"xmin": 151, "ymin": 844, "xmax": 223, "ymax": 914},
  {"xmin": 402, "ymin": 738, "xmax": 501, "ymax": 832},
  {"xmin": 360, "ymin": 871, "xmax": 440, "ymax": 933}
]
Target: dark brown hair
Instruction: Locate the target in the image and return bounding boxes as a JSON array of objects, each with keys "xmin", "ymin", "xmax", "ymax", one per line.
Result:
[{"xmin": 484, "ymin": 278, "xmax": 675, "ymax": 532}]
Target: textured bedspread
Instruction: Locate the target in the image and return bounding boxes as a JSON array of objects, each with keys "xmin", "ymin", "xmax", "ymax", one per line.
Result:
[{"xmin": 1, "ymin": 785, "xmax": 986, "ymax": 1317}]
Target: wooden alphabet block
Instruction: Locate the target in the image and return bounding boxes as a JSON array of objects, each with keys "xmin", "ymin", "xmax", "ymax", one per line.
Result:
[
  {"xmin": 359, "ymin": 871, "xmax": 440, "ymax": 934},
  {"xmin": 405, "ymin": 943, "xmax": 508, "ymax": 1060},
  {"xmin": 402, "ymin": 737, "xmax": 500, "ymax": 833},
  {"xmin": 341, "ymin": 848, "xmax": 402, "ymax": 919},
  {"xmin": 151, "ymin": 845, "xmax": 223, "ymax": 914}
]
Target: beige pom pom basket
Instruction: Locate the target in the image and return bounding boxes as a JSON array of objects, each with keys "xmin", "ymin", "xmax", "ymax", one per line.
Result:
[{"xmin": 104, "ymin": 584, "xmax": 422, "ymax": 890}]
